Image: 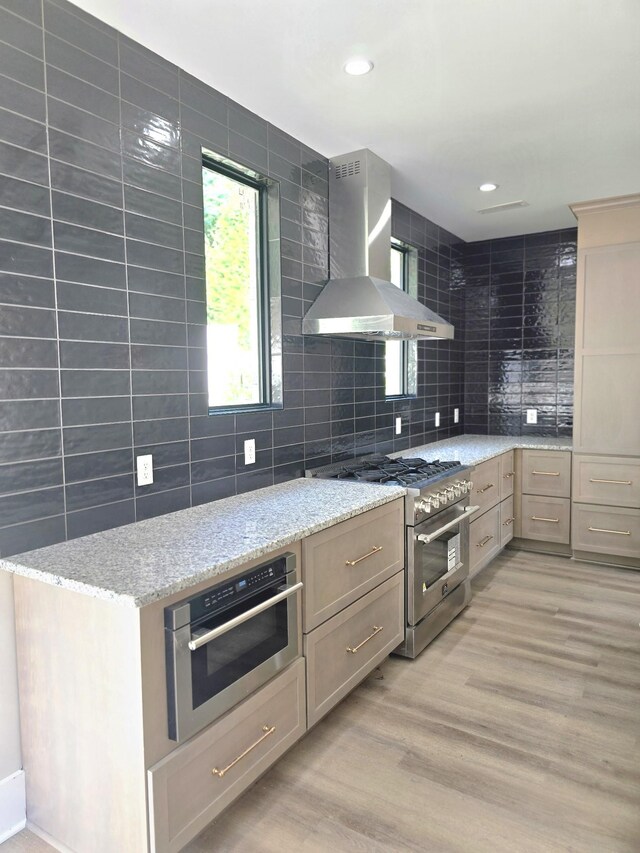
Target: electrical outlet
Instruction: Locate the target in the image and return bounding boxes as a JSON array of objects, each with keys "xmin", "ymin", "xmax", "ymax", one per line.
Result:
[
  {"xmin": 454, "ymin": 407, "xmax": 459, "ymax": 424},
  {"xmin": 526, "ymin": 408, "xmax": 538, "ymax": 425},
  {"xmin": 244, "ymin": 438, "xmax": 256, "ymax": 465},
  {"xmin": 395, "ymin": 417, "xmax": 402, "ymax": 435},
  {"xmin": 136, "ymin": 454, "xmax": 153, "ymax": 486},
  {"xmin": 435, "ymin": 411, "xmax": 440, "ymax": 428}
]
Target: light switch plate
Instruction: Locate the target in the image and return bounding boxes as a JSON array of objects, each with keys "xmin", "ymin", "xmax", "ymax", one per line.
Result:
[
  {"xmin": 395, "ymin": 417, "xmax": 402, "ymax": 435},
  {"xmin": 454, "ymin": 407, "xmax": 459, "ymax": 424},
  {"xmin": 526, "ymin": 409, "xmax": 538, "ymax": 424},
  {"xmin": 244, "ymin": 438, "xmax": 256, "ymax": 465},
  {"xmin": 136, "ymin": 454, "xmax": 153, "ymax": 486},
  {"xmin": 435, "ymin": 411, "xmax": 440, "ymax": 427}
]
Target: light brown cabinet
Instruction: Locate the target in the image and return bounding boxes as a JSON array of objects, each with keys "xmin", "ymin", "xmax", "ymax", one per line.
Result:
[
  {"xmin": 521, "ymin": 450, "xmax": 571, "ymax": 498},
  {"xmin": 570, "ymin": 194, "xmax": 640, "ymax": 568},
  {"xmin": 301, "ymin": 497, "xmax": 405, "ymax": 728},
  {"xmin": 520, "ymin": 495, "xmax": 571, "ymax": 544},
  {"xmin": 468, "ymin": 450, "xmax": 516, "ymax": 577},
  {"xmin": 304, "ymin": 572, "xmax": 404, "ymax": 727},
  {"xmin": 148, "ymin": 659, "xmax": 306, "ymax": 853},
  {"xmin": 301, "ymin": 499, "xmax": 403, "ymax": 632},
  {"xmin": 512, "ymin": 449, "xmax": 572, "ymax": 555}
]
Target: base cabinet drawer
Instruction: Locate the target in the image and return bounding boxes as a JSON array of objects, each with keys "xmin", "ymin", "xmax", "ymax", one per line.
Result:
[
  {"xmin": 469, "ymin": 504, "xmax": 501, "ymax": 575},
  {"xmin": 500, "ymin": 451, "xmax": 515, "ymax": 500},
  {"xmin": 521, "ymin": 450, "xmax": 571, "ymax": 498},
  {"xmin": 304, "ymin": 572, "xmax": 404, "ymax": 728},
  {"xmin": 572, "ymin": 504, "xmax": 640, "ymax": 559},
  {"xmin": 471, "ymin": 457, "xmax": 501, "ymax": 516},
  {"xmin": 302, "ymin": 498, "xmax": 404, "ymax": 631},
  {"xmin": 520, "ymin": 495, "xmax": 570, "ymax": 544},
  {"xmin": 148, "ymin": 658, "xmax": 306, "ymax": 853},
  {"xmin": 500, "ymin": 496, "xmax": 515, "ymax": 547},
  {"xmin": 573, "ymin": 455, "xmax": 640, "ymax": 508}
]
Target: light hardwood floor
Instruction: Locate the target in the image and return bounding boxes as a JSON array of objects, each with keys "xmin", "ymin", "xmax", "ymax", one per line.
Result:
[{"xmin": 6, "ymin": 549, "xmax": 640, "ymax": 852}]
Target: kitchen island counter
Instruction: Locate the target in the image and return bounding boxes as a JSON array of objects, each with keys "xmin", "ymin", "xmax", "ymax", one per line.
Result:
[{"xmin": 0, "ymin": 478, "xmax": 405, "ymax": 607}]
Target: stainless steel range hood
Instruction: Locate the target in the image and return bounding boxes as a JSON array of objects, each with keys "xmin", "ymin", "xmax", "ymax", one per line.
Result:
[{"xmin": 302, "ymin": 149, "xmax": 454, "ymax": 341}]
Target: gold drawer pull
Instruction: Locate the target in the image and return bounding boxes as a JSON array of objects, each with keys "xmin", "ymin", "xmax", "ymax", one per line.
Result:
[
  {"xmin": 212, "ymin": 725, "xmax": 276, "ymax": 778},
  {"xmin": 589, "ymin": 478, "xmax": 632, "ymax": 486},
  {"xmin": 345, "ymin": 545, "xmax": 382, "ymax": 566},
  {"xmin": 532, "ymin": 471, "xmax": 560, "ymax": 476},
  {"xmin": 347, "ymin": 625, "xmax": 383, "ymax": 654},
  {"xmin": 477, "ymin": 483, "xmax": 494, "ymax": 494},
  {"xmin": 588, "ymin": 526, "xmax": 631, "ymax": 536},
  {"xmin": 477, "ymin": 535, "xmax": 494, "ymax": 548},
  {"xmin": 503, "ymin": 471, "xmax": 515, "ymax": 478},
  {"xmin": 531, "ymin": 516, "xmax": 559, "ymax": 523},
  {"xmin": 503, "ymin": 517, "xmax": 515, "ymax": 526}
]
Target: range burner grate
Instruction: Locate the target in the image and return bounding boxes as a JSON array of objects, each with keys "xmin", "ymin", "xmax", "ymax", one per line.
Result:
[{"xmin": 331, "ymin": 456, "xmax": 462, "ymax": 486}]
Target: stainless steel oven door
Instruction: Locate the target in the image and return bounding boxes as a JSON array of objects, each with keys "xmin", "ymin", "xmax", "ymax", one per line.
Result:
[
  {"xmin": 408, "ymin": 501, "xmax": 477, "ymax": 626},
  {"xmin": 167, "ymin": 569, "xmax": 302, "ymax": 743}
]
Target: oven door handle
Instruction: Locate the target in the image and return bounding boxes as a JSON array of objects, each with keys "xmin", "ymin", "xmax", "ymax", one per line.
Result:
[
  {"xmin": 187, "ymin": 581, "xmax": 303, "ymax": 651},
  {"xmin": 417, "ymin": 505, "xmax": 480, "ymax": 544}
]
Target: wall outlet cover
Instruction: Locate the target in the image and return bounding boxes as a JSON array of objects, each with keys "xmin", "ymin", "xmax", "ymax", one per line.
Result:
[
  {"xmin": 454, "ymin": 407, "xmax": 459, "ymax": 423},
  {"xmin": 395, "ymin": 417, "xmax": 402, "ymax": 435},
  {"xmin": 526, "ymin": 409, "xmax": 538, "ymax": 424},
  {"xmin": 244, "ymin": 438, "xmax": 256, "ymax": 465},
  {"xmin": 435, "ymin": 411, "xmax": 440, "ymax": 427},
  {"xmin": 136, "ymin": 454, "xmax": 153, "ymax": 486}
]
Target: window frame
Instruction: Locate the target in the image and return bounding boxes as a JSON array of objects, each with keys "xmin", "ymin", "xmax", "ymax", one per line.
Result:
[
  {"xmin": 201, "ymin": 151, "xmax": 282, "ymax": 415},
  {"xmin": 385, "ymin": 239, "xmax": 418, "ymax": 399}
]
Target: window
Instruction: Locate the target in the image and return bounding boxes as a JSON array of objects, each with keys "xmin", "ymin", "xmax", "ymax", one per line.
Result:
[
  {"xmin": 202, "ymin": 154, "xmax": 281, "ymax": 411},
  {"xmin": 385, "ymin": 241, "xmax": 417, "ymax": 397}
]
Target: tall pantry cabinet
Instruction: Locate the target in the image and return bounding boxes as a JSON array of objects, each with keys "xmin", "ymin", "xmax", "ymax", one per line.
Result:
[{"xmin": 570, "ymin": 194, "xmax": 640, "ymax": 568}]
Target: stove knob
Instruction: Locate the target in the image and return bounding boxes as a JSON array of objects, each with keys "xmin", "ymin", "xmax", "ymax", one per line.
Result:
[
  {"xmin": 416, "ymin": 498, "xmax": 432, "ymax": 514},
  {"xmin": 430, "ymin": 493, "xmax": 440, "ymax": 509},
  {"xmin": 446, "ymin": 486, "xmax": 456, "ymax": 499},
  {"xmin": 451, "ymin": 484, "xmax": 462, "ymax": 497},
  {"xmin": 457, "ymin": 480, "xmax": 467, "ymax": 494},
  {"xmin": 437, "ymin": 490, "xmax": 449, "ymax": 504},
  {"xmin": 467, "ymin": 480, "xmax": 474, "ymax": 493}
]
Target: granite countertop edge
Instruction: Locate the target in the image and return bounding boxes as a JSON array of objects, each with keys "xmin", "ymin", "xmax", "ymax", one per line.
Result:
[{"xmin": 0, "ymin": 481, "xmax": 406, "ymax": 608}]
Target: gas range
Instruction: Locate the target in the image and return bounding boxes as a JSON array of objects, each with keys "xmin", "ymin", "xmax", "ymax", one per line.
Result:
[{"xmin": 307, "ymin": 454, "xmax": 473, "ymax": 525}]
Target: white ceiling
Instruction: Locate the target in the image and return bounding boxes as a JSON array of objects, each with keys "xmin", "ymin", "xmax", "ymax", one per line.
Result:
[{"xmin": 73, "ymin": 0, "xmax": 640, "ymax": 241}]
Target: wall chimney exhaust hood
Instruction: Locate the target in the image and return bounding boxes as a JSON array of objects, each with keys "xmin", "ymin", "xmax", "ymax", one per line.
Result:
[{"xmin": 302, "ymin": 149, "xmax": 454, "ymax": 341}]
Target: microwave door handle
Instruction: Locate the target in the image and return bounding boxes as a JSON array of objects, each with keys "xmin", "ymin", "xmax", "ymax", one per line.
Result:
[
  {"xmin": 417, "ymin": 505, "xmax": 480, "ymax": 545},
  {"xmin": 187, "ymin": 581, "xmax": 303, "ymax": 651}
]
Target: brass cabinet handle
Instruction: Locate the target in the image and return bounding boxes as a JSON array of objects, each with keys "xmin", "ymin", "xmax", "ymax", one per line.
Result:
[
  {"xmin": 345, "ymin": 545, "xmax": 382, "ymax": 566},
  {"xmin": 346, "ymin": 625, "xmax": 383, "ymax": 654},
  {"xmin": 588, "ymin": 526, "xmax": 631, "ymax": 536},
  {"xmin": 532, "ymin": 471, "xmax": 560, "ymax": 476},
  {"xmin": 503, "ymin": 472, "xmax": 515, "ymax": 479},
  {"xmin": 503, "ymin": 517, "xmax": 515, "ymax": 526},
  {"xmin": 589, "ymin": 478, "xmax": 632, "ymax": 486},
  {"xmin": 531, "ymin": 516, "xmax": 559, "ymax": 523},
  {"xmin": 477, "ymin": 483, "xmax": 494, "ymax": 494},
  {"xmin": 476, "ymin": 535, "xmax": 494, "ymax": 548},
  {"xmin": 212, "ymin": 725, "xmax": 276, "ymax": 778}
]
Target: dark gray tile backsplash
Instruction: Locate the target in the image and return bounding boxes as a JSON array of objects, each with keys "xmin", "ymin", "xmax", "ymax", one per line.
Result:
[{"xmin": 0, "ymin": 0, "xmax": 574, "ymax": 558}]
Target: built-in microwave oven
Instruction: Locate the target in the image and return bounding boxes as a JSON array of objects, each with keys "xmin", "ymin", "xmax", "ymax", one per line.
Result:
[{"xmin": 164, "ymin": 552, "xmax": 302, "ymax": 742}]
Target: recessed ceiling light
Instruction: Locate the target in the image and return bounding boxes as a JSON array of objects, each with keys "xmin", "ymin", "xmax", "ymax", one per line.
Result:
[
  {"xmin": 479, "ymin": 183, "xmax": 498, "ymax": 192},
  {"xmin": 344, "ymin": 58, "xmax": 374, "ymax": 76}
]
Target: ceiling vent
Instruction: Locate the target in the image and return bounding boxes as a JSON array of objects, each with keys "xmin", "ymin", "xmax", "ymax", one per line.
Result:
[
  {"xmin": 334, "ymin": 159, "xmax": 361, "ymax": 179},
  {"xmin": 477, "ymin": 200, "xmax": 529, "ymax": 214}
]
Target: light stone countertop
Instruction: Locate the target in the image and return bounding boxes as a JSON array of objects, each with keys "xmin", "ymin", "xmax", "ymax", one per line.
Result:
[
  {"xmin": 0, "ymin": 479, "xmax": 405, "ymax": 608},
  {"xmin": 392, "ymin": 434, "xmax": 573, "ymax": 467}
]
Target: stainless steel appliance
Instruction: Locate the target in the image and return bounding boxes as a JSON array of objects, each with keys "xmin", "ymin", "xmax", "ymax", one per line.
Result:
[
  {"xmin": 164, "ymin": 553, "xmax": 302, "ymax": 742},
  {"xmin": 308, "ymin": 456, "xmax": 476, "ymax": 658}
]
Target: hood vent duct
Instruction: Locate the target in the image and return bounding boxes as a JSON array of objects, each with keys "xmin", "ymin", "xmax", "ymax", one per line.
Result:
[{"xmin": 302, "ymin": 149, "xmax": 454, "ymax": 342}]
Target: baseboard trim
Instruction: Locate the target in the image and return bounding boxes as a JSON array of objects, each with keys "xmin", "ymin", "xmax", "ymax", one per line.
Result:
[
  {"xmin": 0, "ymin": 769, "xmax": 26, "ymax": 844},
  {"xmin": 26, "ymin": 820, "xmax": 74, "ymax": 852}
]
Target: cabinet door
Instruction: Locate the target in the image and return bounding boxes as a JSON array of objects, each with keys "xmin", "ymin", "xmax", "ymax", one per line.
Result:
[
  {"xmin": 468, "ymin": 505, "xmax": 501, "ymax": 576},
  {"xmin": 576, "ymin": 354, "xmax": 640, "ymax": 456},
  {"xmin": 302, "ymin": 498, "xmax": 404, "ymax": 632},
  {"xmin": 304, "ymin": 572, "xmax": 404, "ymax": 728},
  {"xmin": 572, "ymin": 504, "xmax": 640, "ymax": 559},
  {"xmin": 573, "ymin": 455, "xmax": 640, "ymax": 508},
  {"xmin": 578, "ymin": 244, "xmax": 640, "ymax": 350},
  {"xmin": 521, "ymin": 450, "xmax": 571, "ymax": 498},
  {"xmin": 500, "ymin": 497, "xmax": 515, "ymax": 547},
  {"xmin": 500, "ymin": 451, "xmax": 515, "ymax": 500},
  {"xmin": 520, "ymin": 496, "xmax": 571, "ymax": 544},
  {"xmin": 470, "ymin": 457, "xmax": 501, "ymax": 516},
  {"xmin": 148, "ymin": 659, "xmax": 306, "ymax": 853}
]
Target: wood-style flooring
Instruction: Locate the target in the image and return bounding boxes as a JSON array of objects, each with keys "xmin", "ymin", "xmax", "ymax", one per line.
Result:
[{"xmin": 6, "ymin": 549, "xmax": 640, "ymax": 852}]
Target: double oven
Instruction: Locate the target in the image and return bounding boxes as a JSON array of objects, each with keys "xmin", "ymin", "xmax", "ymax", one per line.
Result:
[{"xmin": 164, "ymin": 552, "xmax": 301, "ymax": 742}]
